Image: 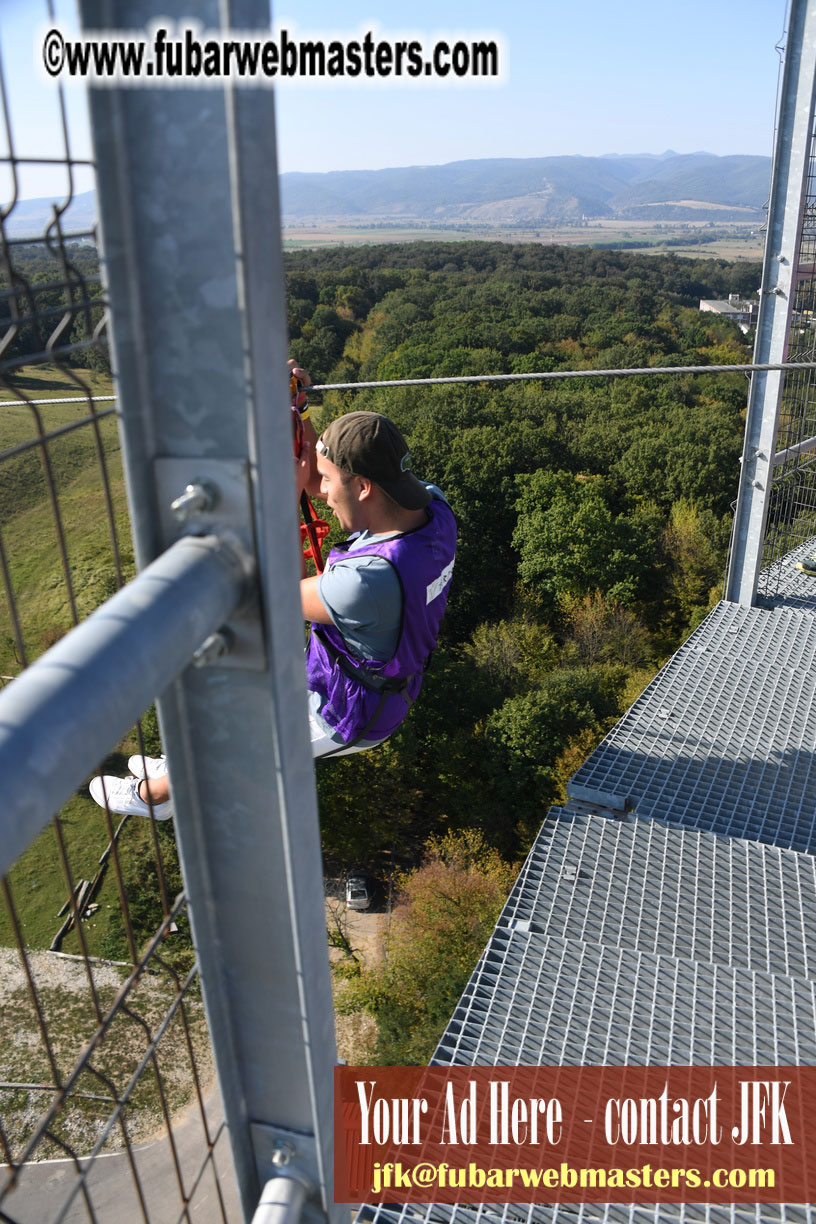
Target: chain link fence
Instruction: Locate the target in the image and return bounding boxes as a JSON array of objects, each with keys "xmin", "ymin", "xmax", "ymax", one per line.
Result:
[
  {"xmin": 757, "ymin": 115, "xmax": 816, "ymax": 596},
  {"xmin": 0, "ymin": 7, "xmax": 245, "ymax": 1222}
]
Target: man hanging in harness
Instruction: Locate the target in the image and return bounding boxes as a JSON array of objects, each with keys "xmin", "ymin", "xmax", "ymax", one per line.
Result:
[
  {"xmin": 301, "ymin": 410, "xmax": 457, "ymax": 758},
  {"xmin": 89, "ymin": 395, "xmax": 456, "ymax": 816}
]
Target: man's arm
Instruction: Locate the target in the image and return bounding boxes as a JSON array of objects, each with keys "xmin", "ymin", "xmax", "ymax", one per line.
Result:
[
  {"xmin": 300, "ymin": 417, "xmax": 322, "ymax": 499},
  {"xmin": 301, "ymin": 575, "xmax": 333, "ymax": 624},
  {"xmin": 289, "ymin": 361, "xmax": 321, "ymax": 498}
]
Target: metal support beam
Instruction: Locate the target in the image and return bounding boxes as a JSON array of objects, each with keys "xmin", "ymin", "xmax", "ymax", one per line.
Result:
[
  {"xmin": 725, "ymin": 0, "xmax": 816, "ymax": 606},
  {"xmin": 773, "ymin": 431, "xmax": 816, "ymax": 465},
  {"xmin": 80, "ymin": 2, "xmax": 341, "ymax": 1221},
  {"xmin": 0, "ymin": 533, "xmax": 247, "ymax": 877}
]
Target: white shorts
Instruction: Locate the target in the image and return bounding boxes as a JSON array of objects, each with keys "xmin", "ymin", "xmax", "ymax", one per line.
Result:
[{"xmin": 308, "ymin": 711, "xmax": 385, "ymax": 759}]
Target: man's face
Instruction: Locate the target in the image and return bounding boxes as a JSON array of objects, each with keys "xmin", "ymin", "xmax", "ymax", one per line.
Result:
[{"xmin": 317, "ymin": 452, "xmax": 365, "ymax": 532}]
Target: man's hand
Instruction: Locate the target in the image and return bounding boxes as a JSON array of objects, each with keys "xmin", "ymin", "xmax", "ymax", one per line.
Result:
[
  {"xmin": 287, "ymin": 359, "xmax": 311, "ymax": 387},
  {"xmin": 288, "ymin": 360, "xmax": 320, "ymax": 499},
  {"xmin": 288, "ymin": 360, "xmax": 311, "ymax": 410}
]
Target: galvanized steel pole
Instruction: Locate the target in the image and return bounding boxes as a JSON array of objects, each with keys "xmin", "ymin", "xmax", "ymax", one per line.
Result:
[
  {"xmin": 81, "ymin": 1, "xmax": 341, "ymax": 1220},
  {"xmin": 725, "ymin": 0, "xmax": 816, "ymax": 605}
]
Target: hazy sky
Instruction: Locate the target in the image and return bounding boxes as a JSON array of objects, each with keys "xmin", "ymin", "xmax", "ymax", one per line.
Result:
[
  {"xmin": 0, "ymin": 0, "xmax": 790, "ymax": 200},
  {"xmin": 274, "ymin": 0, "xmax": 789, "ymax": 173}
]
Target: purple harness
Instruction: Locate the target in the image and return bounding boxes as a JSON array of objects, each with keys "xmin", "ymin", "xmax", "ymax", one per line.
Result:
[{"xmin": 306, "ymin": 498, "xmax": 457, "ymax": 746}]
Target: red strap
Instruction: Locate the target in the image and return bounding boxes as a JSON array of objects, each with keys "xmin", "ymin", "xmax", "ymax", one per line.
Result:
[
  {"xmin": 300, "ymin": 494, "xmax": 329, "ymax": 573},
  {"xmin": 291, "ymin": 406, "xmax": 305, "ymax": 459},
  {"xmin": 292, "ymin": 375, "xmax": 327, "ymax": 571}
]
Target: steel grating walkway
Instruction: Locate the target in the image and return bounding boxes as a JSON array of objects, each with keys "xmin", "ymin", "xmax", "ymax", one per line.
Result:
[
  {"xmin": 567, "ymin": 601, "xmax": 816, "ymax": 851},
  {"xmin": 358, "ymin": 1202, "xmax": 813, "ymax": 1223},
  {"xmin": 358, "ymin": 813, "xmax": 816, "ymax": 1224},
  {"xmin": 433, "ymin": 814, "xmax": 816, "ymax": 1067},
  {"xmin": 498, "ymin": 811, "xmax": 816, "ymax": 980},
  {"xmin": 357, "ymin": 591, "xmax": 816, "ymax": 1224},
  {"xmin": 434, "ymin": 932, "xmax": 816, "ymax": 1064}
]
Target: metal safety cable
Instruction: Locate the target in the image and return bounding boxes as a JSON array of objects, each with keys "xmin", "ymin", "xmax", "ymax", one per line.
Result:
[
  {"xmin": 309, "ymin": 359, "xmax": 816, "ymax": 392},
  {"xmin": 6, "ymin": 358, "xmax": 816, "ymax": 411}
]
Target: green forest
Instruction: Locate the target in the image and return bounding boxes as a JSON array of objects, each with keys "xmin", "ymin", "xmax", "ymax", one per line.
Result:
[
  {"xmin": 284, "ymin": 243, "xmax": 754, "ymax": 866},
  {"xmin": 1, "ymin": 240, "xmax": 757, "ymax": 1064}
]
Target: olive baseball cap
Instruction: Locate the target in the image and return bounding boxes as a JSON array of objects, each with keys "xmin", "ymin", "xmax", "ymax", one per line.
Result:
[{"xmin": 316, "ymin": 412, "xmax": 431, "ymax": 510}]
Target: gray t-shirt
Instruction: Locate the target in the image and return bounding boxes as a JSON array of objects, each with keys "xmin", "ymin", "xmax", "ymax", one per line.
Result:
[
  {"xmin": 318, "ymin": 545, "xmax": 402, "ymax": 661},
  {"xmin": 307, "ymin": 485, "xmax": 446, "ymax": 741}
]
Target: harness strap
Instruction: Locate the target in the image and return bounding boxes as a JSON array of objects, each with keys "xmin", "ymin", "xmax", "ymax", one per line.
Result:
[
  {"xmin": 311, "ymin": 626, "xmax": 414, "ymax": 757},
  {"xmin": 313, "ymin": 688, "xmax": 392, "ymax": 759},
  {"xmin": 291, "ymin": 375, "xmax": 328, "ymax": 572},
  {"xmin": 314, "ymin": 625, "xmax": 413, "ymax": 695}
]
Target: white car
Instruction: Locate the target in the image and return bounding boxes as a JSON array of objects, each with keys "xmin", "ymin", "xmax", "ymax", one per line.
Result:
[{"xmin": 345, "ymin": 875, "xmax": 371, "ymax": 911}]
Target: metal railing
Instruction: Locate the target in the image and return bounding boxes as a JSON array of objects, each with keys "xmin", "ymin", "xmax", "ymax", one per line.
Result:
[
  {"xmin": 757, "ymin": 108, "xmax": 816, "ymax": 593},
  {"xmin": 725, "ymin": 0, "xmax": 816, "ymax": 605}
]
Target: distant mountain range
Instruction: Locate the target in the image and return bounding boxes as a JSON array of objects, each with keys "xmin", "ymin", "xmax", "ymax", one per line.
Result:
[
  {"xmin": 4, "ymin": 190, "xmax": 97, "ymax": 240},
  {"xmin": 279, "ymin": 153, "xmax": 771, "ymax": 224},
  {"xmin": 6, "ymin": 153, "xmax": 771, "ymax": 238}
]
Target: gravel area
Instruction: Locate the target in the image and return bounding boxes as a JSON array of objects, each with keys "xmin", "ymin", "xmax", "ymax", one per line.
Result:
[
  {"xmin": 0, "ymin": 946, "xmax": 125, "ymax": 998},
  {"xmin": 0, "ymin": 945, "xmax": 211, "ymax": 1161}
]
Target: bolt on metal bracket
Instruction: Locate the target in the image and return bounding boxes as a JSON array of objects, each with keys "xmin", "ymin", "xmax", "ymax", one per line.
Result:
[
  {"xmin": 155, "ymin": 457, "xmax": 266, "ymax": 671},
  {"xmin": 192, "ymin": 628, "xmax": 234, "ymax": 667},
  {"xmin": 171, "ymin": 479, "xmax": 218, "ymax": 522},
  {"xmin": 271, "ymin": 1140, "xmax": 297, "ymax": 1168}
]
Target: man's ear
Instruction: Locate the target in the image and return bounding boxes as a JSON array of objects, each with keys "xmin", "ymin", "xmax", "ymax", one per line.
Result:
[{"xmin": 356, "ymin": 476, "xmax": 375, "ymax": 502}]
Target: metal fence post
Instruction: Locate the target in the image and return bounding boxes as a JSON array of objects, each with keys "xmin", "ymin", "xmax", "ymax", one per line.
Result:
[
  {"xmin": 725, "ymin": 0, "xmax": 816, "ymax": 606},
  {"xmin": 80, "ymin": 2, "xmax": 341, "ymax": 1220}
]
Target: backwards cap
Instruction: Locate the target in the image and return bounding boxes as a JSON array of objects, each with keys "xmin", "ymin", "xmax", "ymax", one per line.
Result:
[{"xmin": 316, "ymin": 412, "xmax": 431, "ymax": 511}]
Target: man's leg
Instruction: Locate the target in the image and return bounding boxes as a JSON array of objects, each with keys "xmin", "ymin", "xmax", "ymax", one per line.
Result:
[{"xmin": 140, "ymin": 776, "xmax": 171, "ymax": 803}]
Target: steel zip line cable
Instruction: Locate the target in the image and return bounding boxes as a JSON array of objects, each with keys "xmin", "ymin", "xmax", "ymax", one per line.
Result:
[
  {"xmin": 308, "ymin": 359, "xmax": 816, "ymax": 392},
  {"xmin": 5, "ymin": 358, "xmax": 816, "ymax": 410}
]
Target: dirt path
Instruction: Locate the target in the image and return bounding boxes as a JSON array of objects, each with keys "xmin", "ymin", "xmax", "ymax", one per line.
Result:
[
  {"xmin": 326, "ymin": 899, "xmax": 385, "ymax": 968},
  {"xmin": 325, "ymin": 900, "xmax": 386, "ymax": 1065}
]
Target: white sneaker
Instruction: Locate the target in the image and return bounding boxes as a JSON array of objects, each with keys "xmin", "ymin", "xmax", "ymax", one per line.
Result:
[
  {"xmin": 89, "ymin": 774, "xmax": 173, "ymax": 820},
  {"xmin": 127, "ymin": 754, "xmax": 168, "ymax": 780}
]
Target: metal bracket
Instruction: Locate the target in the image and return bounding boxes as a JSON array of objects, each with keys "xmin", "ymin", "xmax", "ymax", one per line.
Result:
[
  {"xmin": 250, "ymin": 1122, "xmax": 325, "ymax": 1224},
  {"xmin": 155, "ymin": 457, "xmax": 267, "ymax": 671},
  {"xmin": 565, "ymin": 784, "xmax": 632, "ymax": 816}
]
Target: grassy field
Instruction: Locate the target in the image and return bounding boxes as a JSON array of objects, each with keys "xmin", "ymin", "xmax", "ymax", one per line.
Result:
[
  {"xmin": 0, "ymin": 364, "xmax": 131, "ymax": 675},
  {"xmin": 0, "ymin": 362, "xmax": 174, "ymax": 964},
  {"xmin": 0, "ymin": 772, "xmax": 183, "ymax": 960},
  {"xmin": 1, "ymin": 365, "xmax": 207, "ymax": 1157},
  {"xmin": 283, "ymin": 224, "xmax": 484, "ymax": 248},
  {"xmin": 0, "ymin": 364, "xmax": 115, "ymax": 402},
  {"xmin": 282, "ymin": 219, "xmax": 764, "ymax": 261}
]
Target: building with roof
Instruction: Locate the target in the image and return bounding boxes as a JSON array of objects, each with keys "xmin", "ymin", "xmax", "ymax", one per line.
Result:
[{"xmin": 699, "ymin": 295, "xmax": 758, "ymax": 334}]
